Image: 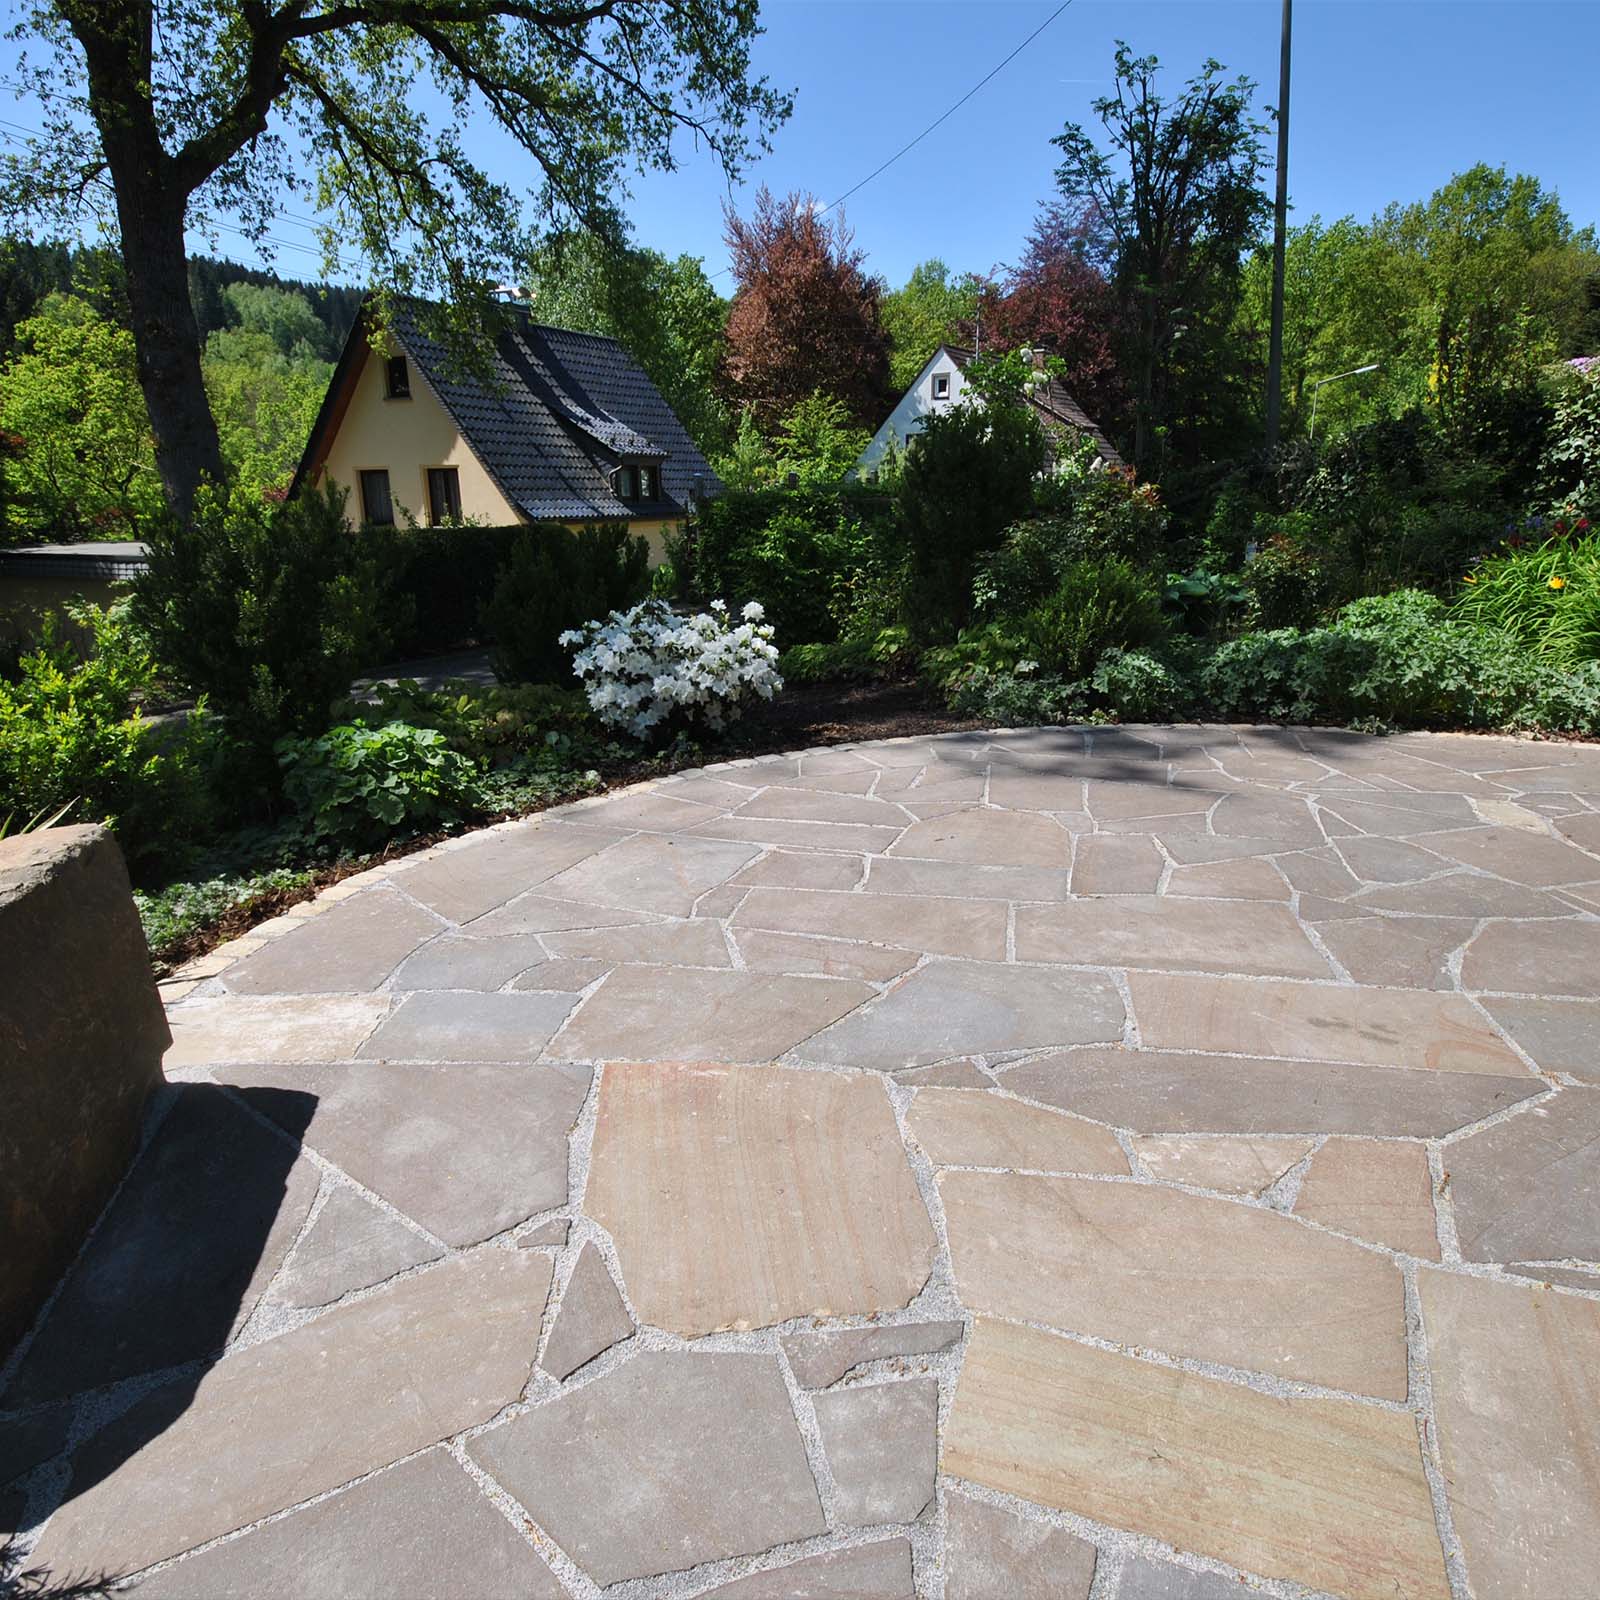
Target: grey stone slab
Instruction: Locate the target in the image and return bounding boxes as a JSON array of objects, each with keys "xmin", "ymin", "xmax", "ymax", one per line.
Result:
[
  {"xmin": 518, "ymin": 1217, "xmax": 570, "ymax": 1249},
  {"xmin": 1070, "ymin": 835, "xmax": 1164, "ymax": 895},
  {"xmin": 944, "ymin": 1490, "xmax": 1097, "ymax": 1600},
  {"xmin": 865, "ymin": 856, "xmax": 1074, "ymax": 901},
  {"xmin": 1410, "ymin": 824, "xmax": 1600, "ymax": 887},
  {"xmin": 224, "ymin": 1061, "xmax": 590, "ymax": 1248},
  {"xmin": 539, "ymin": 833, "xmax": 761, "ymax": 915},
  {"xmin": 802, "ymin": 961, "xmax": 1124, "ymax": 1071},
  {"xmin": 469, "ymin": 1350, "xmax": 826, "ymax": 1585},
  {"xmin": 1352, "ymin": 874, "xmax": 1571, "ymax": 919},
  {"xmin": 540, "ymin": 1242, "xmax": 632, "ymax": 1380},
  {"xmin": 163, "ymin": 994, "xmax": 389, "ymax": 1067},
  {"xmin": 736, "ymin": 929, "xmax": 919, "ymax": 983},
  {"xmin": 1483, "ymin": 995, "xmax": 1600, "ymax": 1076},
  {"xmin": 391, "ymin": 824, "xmax": 625, "ymax": 922},
  {"xmin": 812, "ymin": 1379, "xmax": 938, "ymax": 1525},
  {"xmin": 782, "ymin": 1321, "xmax": 964, "ymax": 1388},
  {"xmin": 733, "ymin": 786, "xmax": 908, "ymax": 826},
  {"xmin": 1335, "ymin": 836, "xmax": 1455, "ymax": 884},
  {"xmin": 890, "ymin": 809, "xmax": 1071, "ymax": 868},
  {"xmin": 694, "ymin": 815, "xmax": 905, "ymax": 853},
  {"xmin": 511, "ymin": 958, "xmax": 611, "ymax": 992},
  {"xmin": 1449, "ymin": 1090, "xmax": 1600, "ymax": 1262},
  {"xmin": 693, "ymin": 1539, "xmax": 915, "ymax": 1599},
  {"xmin": 731, "ymin": 850, "xmax": 866, "ymax": 891},
  {"xmin": 271, "ymin": 1186, "xmax": 442, "ymax": 1311},
  {"xmin": 559, "ymin": 788, "xmax": 727, "ymax": 832},
  {"xmin": 31, "ymin": 1252, "xmax": 551, "ymax": 1579},
  {"xmin": 222, "ymin": 888, "xmax": 441, "ymax": 995},
  {"xmin": 543, "ymin": 917, "xmax": 732, "ymax": 967},
  {"xmin": 464, "ymin": 893, "xmax": 659, "ymax": 936},
  {"xmin": 1209, "ymin": 792, "xmax": 1323, "ymax": 846},
  {"xmin": 357, "ymin": 989, "xmax": 578, "ymax": 1062},
  {"xmin": 1115, "ymin": 1555, "xmax": 1257, "ymax": 1599},
  {"xmin": 1462, "ymin": 917, "xmax": 1600, "ymax": 996},
  {"xmin": 1003, "ymin": 1047, "xmax": 1542, "ymax": 1137},
  {"xmin": 1315, "ymin": 915, "xmax": 1474, "ymax": 990},
  {"xmin": 6, "ymin": 1086, "xmax": 319, "ymax": 1407},
  {"xmin": 734, "ymin": 886, "xmax": 1007, "ymax": 960},
  {"xmin": 124, "ymin": 1449, "xmax": 565, "ymax": 1598},
  {"xmin": 1503, "ymin": 1263, "xmax": 1600, "ymax": 1290},
  {"xmin": 390, "ymin": 932, "xmax": 551, "ymax": 991},
  {"xmin": 894, "ymin": 1059, "xmax": 992, "ymax": 1087}
]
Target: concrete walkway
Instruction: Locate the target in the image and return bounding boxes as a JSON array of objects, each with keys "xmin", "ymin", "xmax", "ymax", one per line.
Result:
[{"xmin": 6, "ymin": 725, "xmax": 1600, "ymax": 1600}]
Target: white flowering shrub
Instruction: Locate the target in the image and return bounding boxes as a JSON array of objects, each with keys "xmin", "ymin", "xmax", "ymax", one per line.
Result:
[{"xmin": 560, "ymin": 599, "xmax": 783, "ymax": 740}]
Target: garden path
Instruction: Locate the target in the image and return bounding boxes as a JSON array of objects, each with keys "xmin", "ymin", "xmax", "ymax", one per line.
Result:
[{"xmin": 7, "ymin": 724, "xmax": 1600, "ymax": 1600}]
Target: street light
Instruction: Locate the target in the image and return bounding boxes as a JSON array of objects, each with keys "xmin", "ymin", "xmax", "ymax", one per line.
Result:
[{"xmin": 1308, "ymin": 363, "xmax": 1379, "ymax": 441}]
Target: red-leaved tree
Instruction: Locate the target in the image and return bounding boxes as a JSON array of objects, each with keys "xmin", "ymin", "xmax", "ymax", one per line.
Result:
[{"xmin": 721, "ymin": 189, "xmax": 893, "ymax": 429}]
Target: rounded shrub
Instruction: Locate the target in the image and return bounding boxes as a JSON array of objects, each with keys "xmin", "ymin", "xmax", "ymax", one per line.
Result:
[{"xmin": 1017, "ymin": 558, "xmax": 1166, "ymax": 680}]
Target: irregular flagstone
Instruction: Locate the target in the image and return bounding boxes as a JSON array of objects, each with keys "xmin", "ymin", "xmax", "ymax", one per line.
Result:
[
  {"xmin": 1478, "ymin": 994, "xmax": 1600, "ymax": 1082},
  {"xmin": 518, "ymin": 1216, "xmax": 570, "ymax": 1249},
  {"xmin": 907, "ymin": 1087, "xmax": 1127, "ymax": 1173},
  {"xmin": 781, "ymin": 1320, "xmax": 965, "ymax": 1388},
  {"xmin": 692, "ymin": 884, "xmax": 749, "ymax": 918},
  {"xmin": 1209, "ymin": 791, "xmax": 1323, "ymax": 845},
  {"xmin": 1333, "ymin": 835, "xmax": 1453, "ymax": 883},
  {"xmin": 694, "ymin": 815, "xmax": 904, "ymax": 853},
  {"xmin": 732, "ymin": 786, "xmax": 907, "ymax": 826},
  {"xmin": 548, "ymin": 966, "xmax": 874, "ymax": 1065},
  {"xmin": 1319, "ymin": 794, "xmax": 1480, "ymax": 835},
  {"xmin": 540, "ymin": 1241, "xmax": 633, "ymax": 1381},
  {"xmin": 1156, "ymin": 833, "xmax": 1293, "ymax": 865},
  {"xmin": 812, "ymin": 1379, "xmax": 938, "ymax": 1525},
  {"xmin": 1293, "ymin": 1139, "xmax": 1440, "ymax": 1258},
  {"xmin": 942, "ymin": 1490, "xmax": 1097, "ymax": 1600},
  {"xmin": 1069, "ymin": 835, "xmax": 1164, "ymax": 895},
  {"xmin": 543, "ymin": 917, "xmax": 732, "ymax": 967},
  {"xmin": 734, "ymin": 928, "xmax": 919, "ymax": 982},
  {"xmin": 1447, "ymin": 1090, "xmax": 1600, "ymax": 1262},
  {"xmin": 986, "ymin": 770, "xmax": 1089, "ymax": 812},
  {"xmin": 390, "ymin": 931, "xmax": 551, "ymax": 991},
  {"xmin": 538, "ymin": 833, "xmax": 762, "ymax": 916},
  {"xmin": 1113, "ymin": 1556, "xmax": 1278, "ymax": 1598},
  {"xmin": 559, "ymin": 787, "xmax": 728, "ymax": 833},
  {"xmin": 6, "ymin": 1086, "xmax": 319, "ymax": 1406},
  {"xmin": 1410, "ymin": 824, "xmax": 1600, "ymax": 886},
  {"xmin": 1016, "ymin": 898, "xmax": 1328, "ymax": 979},
  {"xmin": 730, "ymin": 850, "xmax": 865, "ymax": 891},
  {"xmin": 1314, "ymin": 915, "xmax": 1474, "ymax": 991},
  {"xmin": 164, "ymin": 994, "xmax": 388, "ymax": 1068},
  {"xmin": 389, "ymin": 823, "xmax": 625, "ymax": 922},
  {"xmin": 357, "ymin": 989, "xmax": 578, "ymax": 1062},
  {"xmin": 271, "ymin": 1186, "xmax": 443, "ymax": 1311},
  {"xmin": 1461, "ymin": 917, "xmax": 1600, "ymax": 996},
  {"xmin": 468, "ymin": 1350, "xmax": 825, "ymax": 1586},
  {"xmin": 1086, "ymin": 781, "xmax": 1215, "ymax": 825},
  {"xmin": 734, "ymin": 886, "xmax": 1007, "ymax": 961},
  {"xmin": 865, "ymin": 856, "xmax": 1073, "ymax": 900},
  {"xmin": 123, "ymin": 1450, "xmax": 565, "ymax": 1599},
  {"xmin": 1127, "ymin": 971, "xmax": 1527, "ymax": 1073},
  {"xmin": 1164, "ymin": 857, "xmax": 1289, "ymax": 901},
  {"xmin": 889, "ymin": 809, "xmax": 1071, "ymax": 868},
  {"xmin": 222, "ymin": 1061, "xmax": 591, "ymax": 1248},
  {"xmin": 1131, "ymin": 1135, "xmax": 1313, "ymax": 1196},
  {"xmin": 222, "ymin": 888, "xmax": 441, "ymax": 995},
  {"xmin": 511, "ymin": 957, "xmax": 611, "ymax": 992},
  {"xmin": 943, "ymin": 1319, "xmax": 1448, "ymax": 1600},
  {"xmin": 586, "ymin": 1062, "xmax": 936, "ymax": 1335},
  {"xmin": 692, "ymin": 1539, "xmax": 915, "ymax": 1599},
  {"xmin": 1554, "ymin": 810, "xmax": 1600, "ymax": 852},
  {"xmin": 464, "ymin": 893, "xmax": 659, "ymax": 936},
  {"xmin": 894, "ymin": 1059, "xmax": 992, "ymax": 1087},
  {"xmin": 30, "ymin": 1252, "xmax": 552, "ymax": 1580},
  {"xmin": 1350, "ymin": 873, "xmax": 1570, "ymax": 918},
  {"xmin": 802, "ymin": 961, "xmax": 1125, "ymax": 1071},
  {"xmin": 1503, "ymin": 1263, "xmax": 1600, "ymax": 1290},
  {"xmin": 1274, "ymin": 846, "xmax": 1363, "ymax": 898},
  {"xmin": 1005, "ymin": 1047, "xmax": 1542, "ymax": 1137},
  {"xmin": 940, "ymin": 1170, "xmax": 1407, "ymax": 1396},
  {"xmin": 1419, "ymin": 1269, "xmax": 1600, "ymax": 1600}
]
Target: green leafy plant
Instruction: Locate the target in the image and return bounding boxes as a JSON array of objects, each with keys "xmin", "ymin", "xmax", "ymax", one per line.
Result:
[
  {"xmin": 1451, "ymin": 529, "xmax": 1600, "ymax": 662},
  {"xmin": 778, "ymin": 626, "xmax": 912, "ymax": 684},
  {"xmin": 135, "ymin": 865, "xmax": 316, "ymax": 957},
  {"xmin": 1016, "ymin": 558, "xmax": 1166, "ymax": 680}
]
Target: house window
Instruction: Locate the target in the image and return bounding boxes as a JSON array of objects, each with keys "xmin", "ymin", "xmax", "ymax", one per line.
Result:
[
  {"xmin": 932, "ymin": 372, "xmax": 951, "ymax": 400},
  {"xmin": 426, "ymin": 466, "xmax": 462, "ymax": 525},
  {"xmin": 638, "ymin": 465, "xmax": 657, "ymax": 501},
  {"xmin": 359, "ymin": 469, "xmax": 394, "ymax": 527},
  {"xmin": 384, "ymin": 355, "xmax": 411, "ymax": 399},
  {"xmin": 616, "ymin": 464, "xmax": 658, "ymax": 504}
]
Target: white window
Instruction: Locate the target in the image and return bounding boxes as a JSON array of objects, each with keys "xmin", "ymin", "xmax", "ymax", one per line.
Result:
[{"xmin": 932, "ymin": 372, "xmax": 951, "ymax": 400}]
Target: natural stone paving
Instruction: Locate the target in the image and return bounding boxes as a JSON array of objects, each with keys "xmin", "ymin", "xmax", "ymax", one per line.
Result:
[{"xmin": 7, "ymin": 725, "xmax": 1600, "ymax": 1599}]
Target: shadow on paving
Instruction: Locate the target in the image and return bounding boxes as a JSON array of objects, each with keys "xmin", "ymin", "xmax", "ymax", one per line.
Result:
[{"xmin": 1, "ymin": 1084, "xmax": 318, "ymax": 1585}]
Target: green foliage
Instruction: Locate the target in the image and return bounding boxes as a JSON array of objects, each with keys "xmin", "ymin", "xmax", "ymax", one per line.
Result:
[
  {"xmin": 1538, "ymin": 368, "xmax": 1600, "ymax": 518},
  {"xmin": 1242, "ymin": 524, "xmax": 1334, "ymax": 628},
  {"xmin": 221, "ymin": 282, "xmax": 338, "ymax": 361},
  {"xmin": 1452, "ymin": 530, "xmax": 1600, "ymax": 663},
  {"xmin": 778, "ymin": 627, "xmax": 912, "ymax": 684},
  {"xmin": 277, "ymin": 721, "xmax": 480, "ymax": 850},
  {"xmin": 1014, "ymin": 558, "xmax": 1166, "ymax": 679},
  {"xmin": 1163, "ymin": 568, "xmax": 1250, "ymax": 637},
  {"xmin": 773, "ymin": 392, "xmax": 871, "ymax": 486},
  {"xmin": 135, "ymin": 865, "xmax": 315, "ymax": 957},
  {"xmin": 131, "ymin": 483, "xmax": 396, "ymax": 748},
  {"xmin": 881, "ymin": 259, "xmax": 979, "ymax": 390},
  {"xmin": 202, "ymin": 324, "xmax": 331, "ymax": 500},
  {"xmin": 1091, "ymin": 648, "xmax": 1193, "ymax": 720},
  {"xmin": 482, "ymin": 525, "xmax": 650, "ymax": 684},
  {"xmin": 337, "ymin": 678, "xmax": 600, "ymax": 764},
  {"xmin": 944, "ymin": 666, "xmax": 1091, "ymax": 726}
]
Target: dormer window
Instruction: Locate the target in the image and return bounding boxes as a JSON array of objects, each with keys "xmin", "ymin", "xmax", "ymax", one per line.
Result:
[
  {"xmin": 932, "ymin": 372, "xmax": 951, "ymax": 400},
  {"xmin": 384, "ymin": 355, "xmax": 411, "ymax": 399},
  {"xmin": 617, "ymin": 463, "xmax": 658, "ymax": 503}
]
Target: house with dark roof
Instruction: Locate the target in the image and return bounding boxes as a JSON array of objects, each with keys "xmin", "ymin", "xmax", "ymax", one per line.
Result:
[
  {"xmin": 293, "ymin": 299, "xmax": 719, "ymax": 559},
  {"xmin": 855, "ymin": 344, "xmax": 1123, "ymax": 477}
]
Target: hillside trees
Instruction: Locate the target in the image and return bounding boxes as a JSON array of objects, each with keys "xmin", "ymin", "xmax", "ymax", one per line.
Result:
[{"xmin": 881, "ymin": 258, "xmax": 980, "ymax": 390}]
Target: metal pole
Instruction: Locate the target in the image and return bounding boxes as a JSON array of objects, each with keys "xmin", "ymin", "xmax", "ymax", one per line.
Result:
[{"xmin": 1264, "ymin": 0, "xmax": 1292, "ymax": 451}]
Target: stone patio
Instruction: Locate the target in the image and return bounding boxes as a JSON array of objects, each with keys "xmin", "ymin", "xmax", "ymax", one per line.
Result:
[{"xmin": 6, "ymin": 723, "xmax": 1600, "ymax": 1599}]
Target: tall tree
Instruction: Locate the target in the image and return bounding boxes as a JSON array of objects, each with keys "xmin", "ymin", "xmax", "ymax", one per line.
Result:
[
  {"xmin": 1053, "ymin": 43, "xmax": 1269, "ymax": 470},
  {"xmin": 1, "ymin": 1, "xmax": 790, "ymax": 522},
  {"xmin": 720, "ymin": 187, "xmax": 891, "ymax": 428},
  {"xmin": 881, "ymin": 258, "xmax": 979, "ymax": 391}
]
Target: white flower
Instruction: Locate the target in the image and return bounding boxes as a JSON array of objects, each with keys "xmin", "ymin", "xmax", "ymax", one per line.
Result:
[{"xmin": 741, "ymin": 601, "xmax": 764, "ymax": 621}]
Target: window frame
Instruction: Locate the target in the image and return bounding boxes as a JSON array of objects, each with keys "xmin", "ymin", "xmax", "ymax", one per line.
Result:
[
  {"xmin": 359, "ymin": 468, "xmax": 395, "ymax": 527},
  {"xmin": 384, "ymin": 355, "xmax": 411, "ymax": 400},
  {"xmin": 932, "ymin": 372, "xmax": 951, "ymax": 400},
  {"xmin": 425, "ymin": 465, "xmax": 462, "ymax": 526}
]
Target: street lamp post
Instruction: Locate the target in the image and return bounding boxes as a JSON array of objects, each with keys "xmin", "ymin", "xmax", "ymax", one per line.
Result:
[
  {"xmin": 1308, "ymin": 363, "xmax": 1380, "ymax": 441},
  {"xmin": 1264, "ymin": 0, "xmax": 1292, "ymax": 451}
]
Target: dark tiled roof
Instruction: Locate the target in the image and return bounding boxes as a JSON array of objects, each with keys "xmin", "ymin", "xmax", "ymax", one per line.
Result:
[
  {"xmin": 0, "ymin": 542, "xmax": 149, "ymax": 579},
  {"xmin": 945, "ymin": 347, "xmax": 1124, "ymax": 468}
]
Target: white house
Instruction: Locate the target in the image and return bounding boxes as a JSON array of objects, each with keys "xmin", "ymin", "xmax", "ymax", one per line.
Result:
[{"xmin": 855, "ymin": 345, "xmax": 1123, "ymax": 477}]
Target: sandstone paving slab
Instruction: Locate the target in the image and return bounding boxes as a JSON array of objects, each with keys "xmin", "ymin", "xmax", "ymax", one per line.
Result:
[
  {"xmin": 1112, "ymin": 1556, "xmax": 1265, "ymax": 1599},
  {"xmin": 889, "ymin": 809, "xmax": 1071, "ymax": 868},
  {"xmin": 1069, "ymin": 835, "xmax": 1164, "ymax": 895},
  {"xmin": 732, "ymin": 785, "xmax": 908, "ymax": 826},
  {"xmin": 1127, "ymin": 971, "xmax": 1527, "ymax": 1073},
  {"xmin": 1209, "ymin": 791, "xmax": 1324, "ymax": 846},
  {"xmin": 906, "ymin": 1087, "xmax": 1128, "ymax": 1173},
  {"xmin": 943, "ymin": 1318, "xmax": 1448, "ymax": 1600},
  {"xmin": 543, "ymin": 917, "xmax": 732, "ymax": 967},
  {"xmin": 1461, "ymin": 916, "xmax": 1600, "ymax": 996},
  {"xmin": 692, "ymin": 1539, "xmax": 915, "ymax": 1599},
  {"xmin": 802, "ymin": 961, "xmax": 1125, "ymax": 1071},
  {"xmin": 1332, "ymin": 835, "xmax": 1454, "ymax": 883},
  {"xmin": 781, "ymin": 1321, "xmax": 965, "ymax": 1389},
  {"xmin": 1319, "ymin": 793, "xmax": 1482, "ymax": 834},
  {"xmin": 1447, "ymin": 1090, "xmax": 1600, "ymax": 1262},
  {"xmin": 864, "ymin": 856, "xmax": 1074, "ymax": 900},
  {"xmin": 468, "ymin": 1350, "xmax": 825, "ymax": 1586},
  {"xmin": 894, "ymin": 1059, "xmax": 992, "ymax": 1087},
  {"xmin": 548, "ymin": 965, "xmax": 874, "ymax": 1064},
  {"xmin": 163, "ymin": 994, "xmax": 388, "ymax": 1068},
  {"xmin": 812, "ymin": 1379, "xmax": 938, "ymax": 1525},
  {"xmin": 510, "ymin": 957, "xmax": 611, "ymax": 992},
  {"xmin": 389, "ymin": 931, "xmax": 552, "ymax": 991},
  {"xmin": 1557, "ymin": 879, "xmax": 1600, "ymax": 913},
  {"xmin": 464, "ymin": 893, "xmax": 659, "ymax": 936},
  {"xmin": 1503, "ymin": 1262, "xmax": 1600, "ymax": 1290},
  {"xmin": 6, "ymin": 1086, "xmax": 319, "ymax": 1406},
  {"xmin": 1477, "ymin": 994, "xmax": 1600, "ymax": 1081},
  {"xmin": 1314, "ymin": 914, "xmax": 1474, "ymax": 991},
  {"xmin": 733, "ymin": 928, "xmax": 919, "ymax": 982},
  {"xmin": 730, "ymin": 849, "xmax": 866, "ymax": 891},
  {"xmin": 941, "ymin": 1170, "xmax": 1407, "ymax": 1396},
  {"xmin": 694, "ymin": 815, "xmax": 904, "ymax": 853},
  {"xmin": 942, "ymin": 1490, "xmax": 1097, "ymax": 1600},
  {"xmin": 1086, "ymin": 781, "xmax": 1215, "ymax": 826},
  {"xmin": 518, "ymin": 1216, "xmax": 570, "ymax": 1249},
  {"xmin": 1164, "ymin": 857, "xmax": 1289, "ymax": 901},
  {"xmin": 1274, "ymin": 846, "xmax": 1363, "ymax": 898},
  {"xmin": 270, "ymin": 1185, "xmax": 443, "ymax": 1311},
  {"xmin": 124, "ymin": 1449, "xmax": 565, "ymax": 1599},
  {"xmin": 985, "ymin": 770, "xmax": 1089, "ymax": 812},
  {"xmin": 1420, "ymin": 1268, "xmax": 1600, "ymax": 1600},
  {"xmin": 358, "ymin": 989, "xmax": 578, "ymax": 1062},
  {"xmin": 1410, "ymin": 824, "xmax": 1600, "ymax": 886},
  {"xmin": 1016, "ymin": 898, "xmax": 1328, "ymax": 979},
  {"xmin": 1350, "ymin": 872, "xmax": 1570, "ymax": 918},
  {"xmin": 538, "ymin": 833, "xmax": 761, "ymax": 916},
  {"xmin": 1131, "ymin": 1135, "xmax": 1313, "ymax": 1195},
  {"xmin": 585, "ymin": 1062, "xmax": 936, "ymax": 1335},
  {"xmin": 221, "ymin": 888, "xmax": 441, "ymax": 995},
  {"xmin": 222, "ymin": 1060, "xmax": 591, "ymax": 1248},
  {"xmin": 539, "ymin": 1241, "xmax": 633, "ymax": 1381},
  {"xmin": 30, "ymin": 1251, "xmax": 552, "ymax": 1579},
  {"xmin": 1555, "ymin": 810, "xmax": 1600, "ymax": 852},
  {"xmin": 558, "ymin": 787, "xmax": 729, "ymax": 833},
  {"xmin": 1154, "ymin": 833, "xmax": 1294, "ymax": 865},
  {"xmin": 1004, "ymin": 1047, "xmax": 1542, "ymax": 1137},
  {"xmin": 1293, "ymin": 1139, "xmax": 1440, "ymax": 1258},
  {"xmin": 734, "ymin": 886, "xmax": 1007, "ymax": 960},
  {"xmin": 693, "ymin": 883, "xmax": 749, "ymax": 918}
]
